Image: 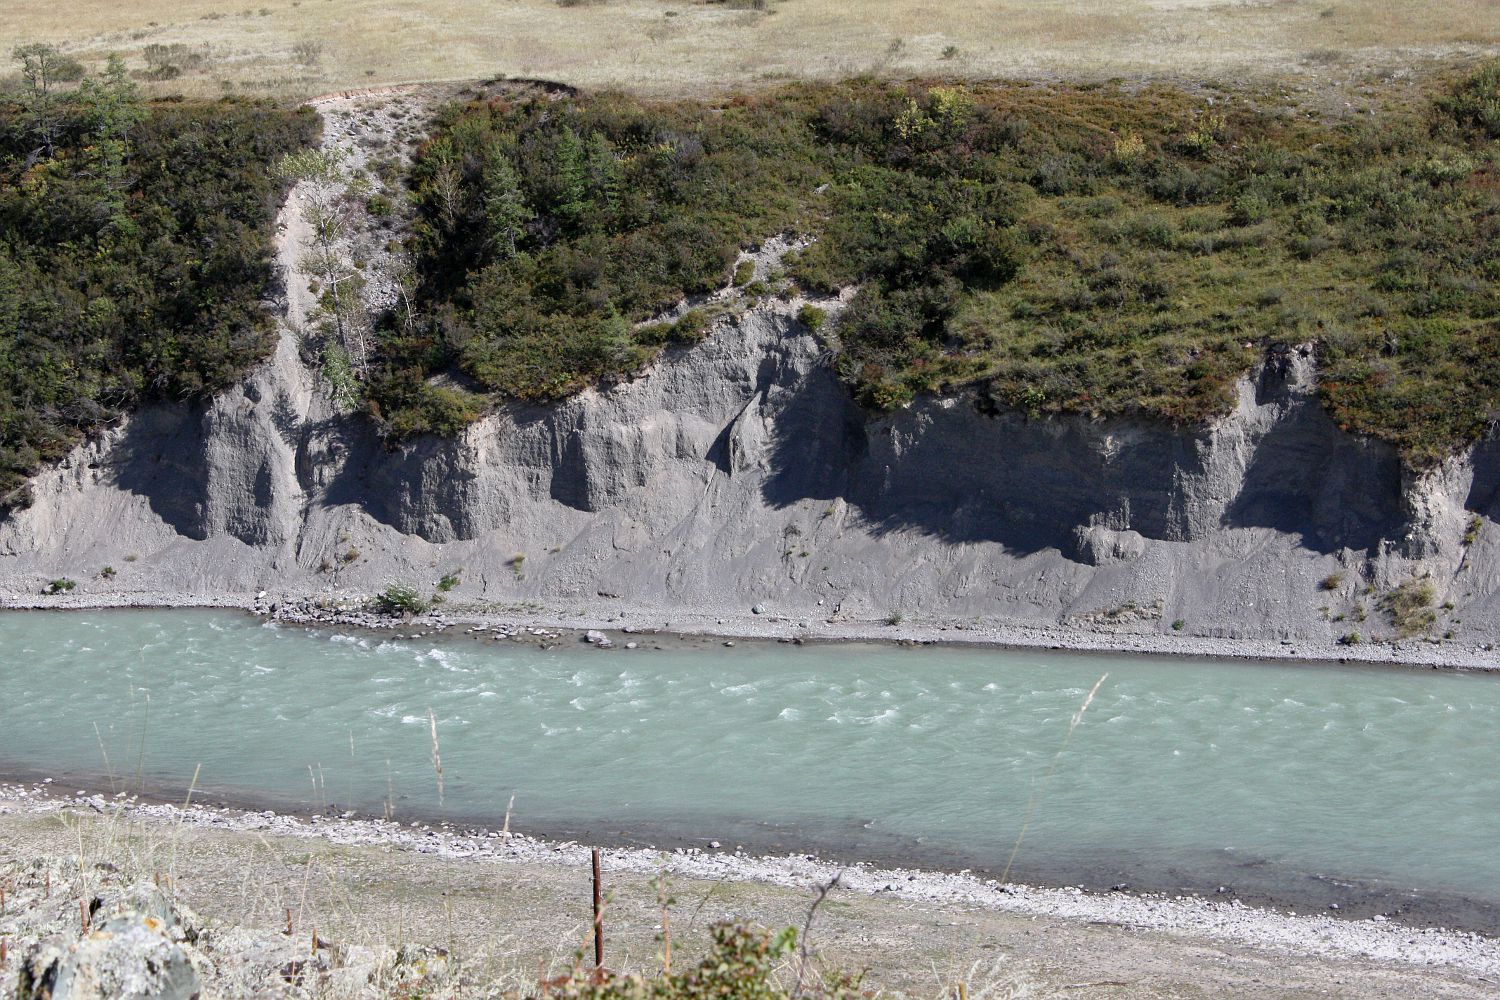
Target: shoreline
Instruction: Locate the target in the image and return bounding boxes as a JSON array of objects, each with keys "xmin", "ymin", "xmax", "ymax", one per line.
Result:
[
  {"xmin": 5, "ymin": 588, "xmax": 1500, "ymax": 672},
  {"xmin": 3, "ymin": 781, "xmax": 1500, "ymax": 982},
  {"xmin": 8, "ymin": 758, "xmax": 1499, "ymax": 938}
]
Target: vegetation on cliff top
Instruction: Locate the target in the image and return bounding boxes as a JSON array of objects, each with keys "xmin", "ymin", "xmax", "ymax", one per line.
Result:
[
  {"xmin": 1, "ymin": 59, "xmax": 1497, "ymax": 505},
  {"xmin": 0, "ymin": 48, "xmax": 316, "ymax": 508},
  {"xmin": 381, "ymin": 63, "xmax": 1500, "ymax": 468}
]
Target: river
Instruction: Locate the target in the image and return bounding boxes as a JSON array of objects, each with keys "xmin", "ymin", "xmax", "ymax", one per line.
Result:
[{"xmin": 2, "ymin": 609, "xmax": 1497, "ymax": 928}]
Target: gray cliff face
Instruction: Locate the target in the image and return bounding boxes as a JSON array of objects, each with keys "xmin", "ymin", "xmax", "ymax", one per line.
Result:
[{"xmin": 3, "ymin": 295, "xmax": 1499, "ymax": 642}]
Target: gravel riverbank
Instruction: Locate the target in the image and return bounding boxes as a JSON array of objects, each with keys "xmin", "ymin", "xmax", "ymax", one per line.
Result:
[
  {"xmin": 3, "ymin": 783, "xmax": 1500, "ymax": 998},
  {"xmin": 4, "ymin": 588, "xmax": 1500, "ymax": 671}
]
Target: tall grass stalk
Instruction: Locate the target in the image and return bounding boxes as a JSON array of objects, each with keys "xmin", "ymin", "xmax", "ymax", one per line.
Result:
[
  {"xmin": 428, "ymin": 707, "xmax": 445, "ymax": 809},
  {"xmin": 92, "ymin": 721, "xmax": 116, "ymax": 794},
  {"xmin": 167, "ymin": 763, "xmax": 203, "ymax": 886},
  {"xmin": 1000, "ymin": 674, "xmax": 1108, "ymax": 886}
]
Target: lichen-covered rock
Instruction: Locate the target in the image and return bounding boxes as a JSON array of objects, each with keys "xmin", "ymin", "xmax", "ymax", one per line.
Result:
[
  {"xmin": 87, "ymin": 884, "xmax": 200, "ymax": 943},
  {"xmin": 17, "ymin": 914, "xmax": 200, "ymax": 1000}
]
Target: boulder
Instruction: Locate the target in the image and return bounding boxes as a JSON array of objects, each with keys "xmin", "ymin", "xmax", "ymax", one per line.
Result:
[
  {"xmin": 18, "ymin": 919, "xmax": 200, "ymax": 1000},
  {"xmin": 1069, "ymin": 525, "xmax": 1148, "ymax": 566}
]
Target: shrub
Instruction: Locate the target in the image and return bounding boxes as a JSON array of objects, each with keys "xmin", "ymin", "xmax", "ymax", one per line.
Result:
[
  {"xmin": 672, "ymin": 309, "xmax": 712, "ymax": 343},
  {"xmin": 1339, "ymin": 631, "xmax": 1362, "ymax": 646},
  {"xmin": 1229, "ymin": 191, "xmax": 1273, "ymax": 227},
  {"xmin": 142, "ymin": 43, "xmax": 207, "ymax": 80},
  {"xmin": 1320, "ymin": 572, "xmax": 1344, "ymax": 591},
  {"xmin": 99, "ymin": 566, "xmax": 116, "ymax": 579},
  {"xmin": 541, "ymin": 922, "xmax": 859, "ymax": 1000},
  {"xmin": 44, "ymin": 578, "xmax": 76, "ymax": 594},
  {"xmin": 1380, "ymin": 579, "xmax": 1437, "ymax": 637},
  {"xmin": 1171, "ymin": 618, "xmax": 1185, "ymax": 631},
  {"xmin": 436, "ymin": 571, "xmax": 461, "ymax": 592},
  {"xmin": 1439, "ymin": 62, "xmax": 1500, "ymax": 141},
  {"xmin": 733, "ymin": 259, "xmax": 756, "ymax": 286},
  {"xmin": 292, "ymin": 40, "xmax": 323, "ymax": 66},
  {"xmin": 374, "ymin": 583, "xmax": 429, "ymax": 615},
  {"xmin": 797, "ymin": 303, "xmax": 827, "ymax": 333}
]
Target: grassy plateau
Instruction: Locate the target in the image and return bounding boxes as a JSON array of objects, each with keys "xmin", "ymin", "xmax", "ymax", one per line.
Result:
[{"xmin": 1, "ymin": 0, "xmax": 1497, "ymax": 100}]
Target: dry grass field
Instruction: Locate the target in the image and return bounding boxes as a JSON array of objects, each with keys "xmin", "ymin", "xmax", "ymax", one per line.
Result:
[{"xmin": 2, "ymin": 0, "xmax": 1498, "ymax": 99}]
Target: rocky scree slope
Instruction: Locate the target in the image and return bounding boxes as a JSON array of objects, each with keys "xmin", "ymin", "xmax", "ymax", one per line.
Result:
[{"xmin": 3, "ymin": 92, "xmax": 1500, "ymax": 647}]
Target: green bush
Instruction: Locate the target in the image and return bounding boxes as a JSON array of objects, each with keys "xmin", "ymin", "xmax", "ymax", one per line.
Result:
[
  {"xmin": 374, "ymin": 583, "xmax": 430, "ymax": 615},
  {"xmin": 542, "ymin": 922, "xmax": 858, "ymax": 1000},
  {"xmin": 43, "ymin": 578, "xmax": 76, "ymax": 594},
  {"xmin": 1438, "ymin": 62, "xmax": 1500, "ymax": 141},
  {"xmin": 797, "ymin": 303, "xmax": 827, "ymax": 333},
  {"xmin": 1380, "ymin": 579, "xmax": 1437, "ymax": 637}
]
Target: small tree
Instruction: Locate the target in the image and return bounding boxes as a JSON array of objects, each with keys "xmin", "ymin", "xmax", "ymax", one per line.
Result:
[
  {"xmin": 481, "ymin": 146, "xmax": 530, "ymax": 261},
  {"xmin": 75, "ymin": 55, "xmax": 143, "ymax": 231},
  {"xmin": 12, "ymin": 43, "xmax": 83, "ymax": 158},
  {"xmin": 552, "ymin": 127, "xmax": 590, "ymax": 228}
]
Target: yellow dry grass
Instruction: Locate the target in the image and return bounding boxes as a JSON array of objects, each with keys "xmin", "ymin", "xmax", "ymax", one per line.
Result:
[{"xmin": 2, "ymin": 0, "xmax": 1499, "ymax": 99}]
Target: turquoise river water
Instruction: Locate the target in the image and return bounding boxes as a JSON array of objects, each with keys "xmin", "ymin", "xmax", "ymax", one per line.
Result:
[{"xmin": 2, "ymin": 609, "xmax": 1498, "ymax": 927}]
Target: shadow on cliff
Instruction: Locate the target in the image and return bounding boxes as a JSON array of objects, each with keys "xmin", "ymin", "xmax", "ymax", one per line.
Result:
[
  {"xmin": 1465, "ymin": 432, "xmax": 1500, "ymax": 519},
  {"xmin": 761, "ymin": 362, "xmax": 1408, "ymax": 559},
  {"xmin": 108, "ymin": 404, "xmax": 215, "ymax": 541},
  {"xmin": 1219, "ymin": 359, "xmax": 1406, "ymax": 552},
  {"xmin": 759, "ymin": 365, "xmax": 1088, "ymax": 556}
]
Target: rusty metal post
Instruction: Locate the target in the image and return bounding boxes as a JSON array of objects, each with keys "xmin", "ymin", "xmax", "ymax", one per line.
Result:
[{"xmin": 591, "ymin": 848, "xmax": 604, "ymax": 969}]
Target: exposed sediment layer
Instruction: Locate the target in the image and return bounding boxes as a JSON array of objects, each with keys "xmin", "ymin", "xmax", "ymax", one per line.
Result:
[{"xmin": 4, "ymin": 287, "xmax": 1500, "ymax": 650}]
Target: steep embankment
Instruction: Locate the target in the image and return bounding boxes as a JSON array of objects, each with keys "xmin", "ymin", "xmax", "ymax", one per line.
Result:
[{"xmin": 2, "ymin": 90, "xmax": 1498, "ymax": 652}]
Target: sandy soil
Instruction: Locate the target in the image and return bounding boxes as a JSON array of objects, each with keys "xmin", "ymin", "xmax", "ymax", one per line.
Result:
[{"xmin": 3, "ymin": 785, "xmax": 1500, "ymax": 999}]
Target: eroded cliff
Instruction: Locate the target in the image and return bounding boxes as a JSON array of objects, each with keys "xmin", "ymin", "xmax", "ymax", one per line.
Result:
[{"xmin": 3, "ymin": 279, "xmax": 1498, "ymax": 647}]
